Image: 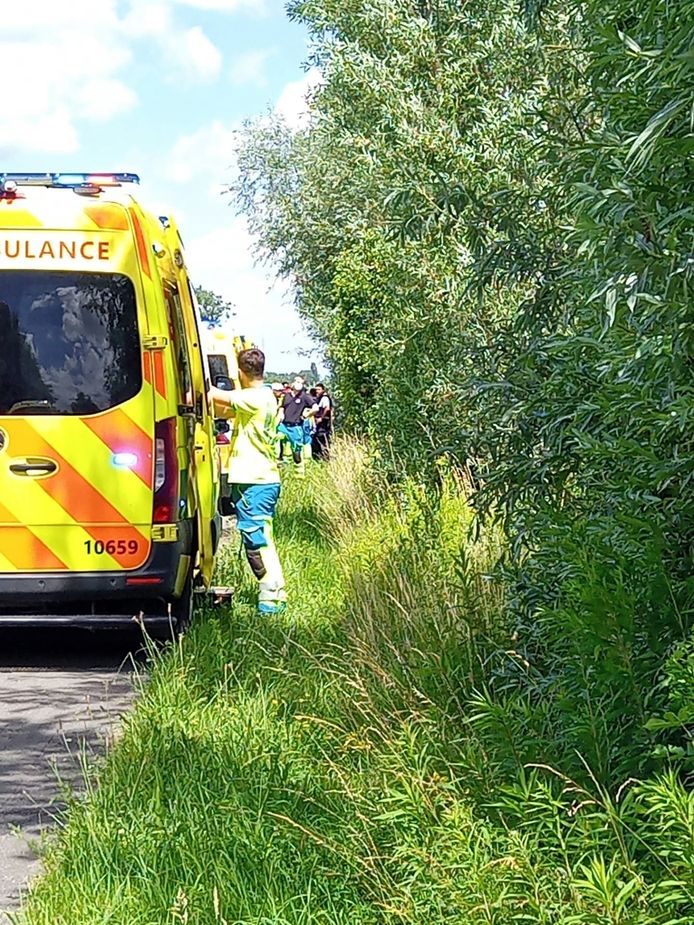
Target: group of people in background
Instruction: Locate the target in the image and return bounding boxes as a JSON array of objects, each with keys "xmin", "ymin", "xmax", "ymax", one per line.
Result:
[
  {"xmin": 272, "ymin": 377, "xmax": 333, "ymax": 473},
  {"xmin": 211, "ymin": 352, "xmax": 333, "ymax": 616}
]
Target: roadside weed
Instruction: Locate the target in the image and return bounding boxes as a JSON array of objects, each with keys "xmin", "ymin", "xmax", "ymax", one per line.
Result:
[{"xmin": 19, "ymin": 443, "xmax": 694, "ymax": 924}]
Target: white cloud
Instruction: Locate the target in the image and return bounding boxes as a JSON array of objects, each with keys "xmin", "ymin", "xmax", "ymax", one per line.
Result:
[
  {"xmin": 275, "ymin": 68, "xmax": 322, "ymax": 129},
  {"xmin": 185, "ymin": 218, "xmax": 313, "ymax": 368},
  {"xmin": 229, "ymin": 48, "xmax": 274, "ymax": 87},
  {"xmin": 0, "ymin": 27, "xmax": 135, "ymax": 155},
  {"xmin": 165, "ymin": 120, "xmax": 238, "ymax": 184},
  {"xmin": 121, "ymin": 2, "xmax": 171, "ymax": 39},
  {"xmin": 174, "ymin": 26, "xmax": 224, "ymax": 81},
  {"xmin": 77, "ymin": 79, "xmax": 139, "ymax": 122},
  {"xmin": 122, "ymin": 6, "xmax": 223, "ymax": 83},
  {"xmin": 165, "ymin": 65, "xmax": 319, "ymax": 185},
  {"xmin": 186, "ymin": 217, "xmax": 263, "ymax": 306},
  {"xmin": 0, "ymin": 0, "xmax": 120, "ymax": 32},
  {"xmin": 172, "ymin": 0, "xmax": 266, "ymax": 11},
  {"xmin": 0, "ymin": 109, "xmax": 79, "ymax": 157},
  {"xmin": 0, "ymin": 0, "xmax": 227, "ymax": 155}
]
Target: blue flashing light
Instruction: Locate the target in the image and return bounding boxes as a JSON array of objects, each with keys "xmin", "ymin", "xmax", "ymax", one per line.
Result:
[
  {"xmin": 112, "ymin": 452, "xmax": 138, "ymax": 469},
  {"xmin": 55, "ymin": 174, "xmax": 88, "ymax": 186},
  {"xmin": 0, "ymin": 172, "xmax": 141, "ymax": 189}
]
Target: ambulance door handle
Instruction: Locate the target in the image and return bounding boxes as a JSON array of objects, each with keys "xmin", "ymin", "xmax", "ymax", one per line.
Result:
[{"xmin": 10, "ymin": 458, "xmax": 57, "ymax": 476}]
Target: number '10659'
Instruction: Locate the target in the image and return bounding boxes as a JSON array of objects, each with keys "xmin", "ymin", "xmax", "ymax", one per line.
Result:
[{"xmin": 84, "ymin": 540, "xmax": 139, "ymax": 555}]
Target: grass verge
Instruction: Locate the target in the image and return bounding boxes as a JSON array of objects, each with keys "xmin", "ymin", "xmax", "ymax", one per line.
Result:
[{"xmin": 18, "ymin": 440, "xmax": 694, "ymax": 924}]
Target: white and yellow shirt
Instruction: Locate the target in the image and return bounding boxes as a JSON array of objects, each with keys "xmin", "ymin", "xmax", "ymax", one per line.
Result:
[{"xmin": 225, "ymin": 386, "xmax": 279, "ymax": 485}]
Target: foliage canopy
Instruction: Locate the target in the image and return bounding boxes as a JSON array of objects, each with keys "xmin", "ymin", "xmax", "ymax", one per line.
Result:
[{"xmin": 231, "ymin": 0, "xmax": 694, "ymax": 917}]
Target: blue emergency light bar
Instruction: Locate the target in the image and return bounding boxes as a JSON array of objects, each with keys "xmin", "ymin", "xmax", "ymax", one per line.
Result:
[{"xmin": 0, "ymin": 172, "xmax": 140, "ymax": 189}]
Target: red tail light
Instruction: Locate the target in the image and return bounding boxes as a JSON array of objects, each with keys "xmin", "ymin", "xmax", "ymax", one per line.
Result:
[{"xmin": 153, "ymin": 417, "xmax": 178, "ymax": 523}]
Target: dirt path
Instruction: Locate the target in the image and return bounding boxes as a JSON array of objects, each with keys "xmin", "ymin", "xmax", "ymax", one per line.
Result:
[{"xmin": 0, "ymin": 628, "xmax": 140, "ymax": 918}]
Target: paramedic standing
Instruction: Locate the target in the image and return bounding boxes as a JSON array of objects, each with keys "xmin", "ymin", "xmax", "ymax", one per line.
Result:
[{"xmin": 211, "ymin": 349, "xmax": 287, "ymax": 615}]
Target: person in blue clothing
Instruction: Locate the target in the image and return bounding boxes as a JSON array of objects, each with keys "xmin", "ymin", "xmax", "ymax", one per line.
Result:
[{"xmin": 277, "ymin": 377, "xmax": 317, "ymax": 476}]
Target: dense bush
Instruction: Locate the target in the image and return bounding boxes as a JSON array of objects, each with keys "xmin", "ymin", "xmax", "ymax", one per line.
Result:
[
  {"xmin": 22, "ymin": 450, "xmax": 694, "ymax": 924},
  {"xmin": 233, "ymin": 0, "xmax": 693, "ymax": 786}
]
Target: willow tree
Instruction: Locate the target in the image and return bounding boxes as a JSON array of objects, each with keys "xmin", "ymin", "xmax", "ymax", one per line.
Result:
[
  {"xmin": 232, "ymin": 0, "xmax": 693, "ymax": 782},
  {"xmin": 234, "ymin": 0, "xmax": 576, "ymax": 466}
]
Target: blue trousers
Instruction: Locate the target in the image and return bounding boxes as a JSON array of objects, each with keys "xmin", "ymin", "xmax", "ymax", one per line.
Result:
[
  {"xmin": 277, "ymin": 422, "xmax": 306, "ymax": 451},
  {"xmin": 231, "ymin": 483, "xmax": 286, "ymax": 607}
]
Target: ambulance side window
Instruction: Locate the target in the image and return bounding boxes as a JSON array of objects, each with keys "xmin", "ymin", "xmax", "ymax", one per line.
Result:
[
  {"xmin": 208, "ymin": 355, "xmax": 229, "ymax": 379},
  {"xmin": 164, "ymin": 287, "xmax": 193, "ymax": 406},
  {"xmin": 208, "ymin": 354, "xmax": 233, "ymax": 391}
]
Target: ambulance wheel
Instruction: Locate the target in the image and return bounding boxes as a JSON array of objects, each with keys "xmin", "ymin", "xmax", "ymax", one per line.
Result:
[{"xmin": 170, "ymin": 565, "xmax": 194, "ymax": 635}]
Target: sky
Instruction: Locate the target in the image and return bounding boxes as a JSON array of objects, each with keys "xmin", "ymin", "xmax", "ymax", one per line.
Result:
[{"xmin": 0, "ymin": 0, "xmax": 319, "ymax": 373}]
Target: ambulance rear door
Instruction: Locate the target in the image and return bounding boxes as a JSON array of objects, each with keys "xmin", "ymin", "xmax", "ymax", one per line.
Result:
[
  {"xmin": 166, "ymin": 274, "xmax": 218, "ymax": 586},
  {"xmin": 0, "ymin": 204, "xmax": 155, "ymax": 574}
]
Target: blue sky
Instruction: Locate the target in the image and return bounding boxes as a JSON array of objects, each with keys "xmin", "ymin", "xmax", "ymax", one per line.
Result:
[{"xmin": 0, "ymin": 0, "xmax": 319, "ymax": 373}]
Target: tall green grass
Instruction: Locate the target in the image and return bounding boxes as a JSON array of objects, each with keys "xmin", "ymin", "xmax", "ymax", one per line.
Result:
[{"xmin": 19, "ymin": 441, "xmax": 694, "ymax": 924}]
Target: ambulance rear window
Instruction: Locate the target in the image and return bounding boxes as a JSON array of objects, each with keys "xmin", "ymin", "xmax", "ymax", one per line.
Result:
[{"xmin": 0, "ymin": 271, "xmax": 141, "ymax": 415}]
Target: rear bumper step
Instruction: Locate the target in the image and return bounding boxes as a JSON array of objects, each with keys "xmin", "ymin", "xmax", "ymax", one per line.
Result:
[{"xmin": 0, "ymin": 613, "xmax": 178, "ymax": 628}]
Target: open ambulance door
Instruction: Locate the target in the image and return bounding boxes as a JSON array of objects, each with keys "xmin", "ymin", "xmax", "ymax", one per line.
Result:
[{"xmin": 180, "ymin": 278, "xmax": 220, "ymax": 586}]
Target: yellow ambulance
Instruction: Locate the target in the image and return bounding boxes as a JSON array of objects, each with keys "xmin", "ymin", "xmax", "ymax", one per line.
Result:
[
  {"xmin": 201, "ymin": 326, "xmax": 249, "ymax": 393},
  {"xmin": 0, "ymin": 172, "xmax": 220, "ymax": 632}
]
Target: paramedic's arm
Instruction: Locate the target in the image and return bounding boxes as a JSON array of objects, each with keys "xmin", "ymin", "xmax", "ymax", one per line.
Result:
[
  {"xmin": 211, "ymin": 386, "xmax": 261, "ymax": 418},
  {"xmin": 212, "ymin": 388, "xmax": 266, "ymax": 417},
  {"xmin": 210, "ymin": 386, "xmax": 236, "ymax": 419}
]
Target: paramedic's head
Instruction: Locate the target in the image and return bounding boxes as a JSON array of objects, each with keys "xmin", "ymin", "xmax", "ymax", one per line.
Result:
[{"xmin": 238, "ymin": 348, "xmax": 265, "ymax": 387}]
